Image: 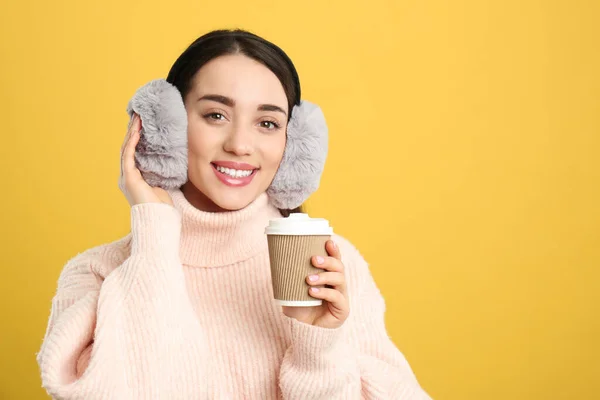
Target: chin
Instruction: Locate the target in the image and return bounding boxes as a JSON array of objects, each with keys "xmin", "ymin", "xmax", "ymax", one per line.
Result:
[{"xmin": 208, "ymin": 189, "xmax": 258, "ymax": 211}]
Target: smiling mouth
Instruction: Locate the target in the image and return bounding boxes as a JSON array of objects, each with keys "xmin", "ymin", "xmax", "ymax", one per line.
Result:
[{"xmin": 211, "ymin": 163, "xmax": 258, "ymax": 178}]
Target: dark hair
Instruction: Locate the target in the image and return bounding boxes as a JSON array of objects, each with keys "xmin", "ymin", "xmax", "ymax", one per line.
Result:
[{"xmin": 166, "ymin": 29, "xmax": 303, "ymax": 217}]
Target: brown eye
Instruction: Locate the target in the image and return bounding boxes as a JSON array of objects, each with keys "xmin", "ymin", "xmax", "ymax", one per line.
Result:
[
  {"xmin": 260, "ymin": 120, "xmax": 280, "ymax": 130},
  {"xmin": 206, "ymin": 113, "xmax": 225, "ymax": 121}
]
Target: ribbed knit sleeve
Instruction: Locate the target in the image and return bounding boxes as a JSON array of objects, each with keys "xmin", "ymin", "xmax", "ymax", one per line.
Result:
[
  {"xmin": 36, "ymin": 203, "xmax": 211, "ymax": 400},
  {"xmin": 278, "ymin": 236, "xmax": 431, "ymax": 400}
]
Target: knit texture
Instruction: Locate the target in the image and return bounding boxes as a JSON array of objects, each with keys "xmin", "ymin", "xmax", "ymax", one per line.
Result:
[{"xmin": 36, "ymin": 189, "xmax": 431, "ymax": 399}]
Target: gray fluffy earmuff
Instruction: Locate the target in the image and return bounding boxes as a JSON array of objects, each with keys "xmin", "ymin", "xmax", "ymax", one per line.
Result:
[
  {"xmin": 126, "ymin": 79, "xmax": 188, "ymax": 189},
  {"xmin": 265, "ymin": 100, "xmax": 328, "ymax": 209},
  {"xmin": 126, "ymin": 79, "xmax": 328, "ymax": 210}
]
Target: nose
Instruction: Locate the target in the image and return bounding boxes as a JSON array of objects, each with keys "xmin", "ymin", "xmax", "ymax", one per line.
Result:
[{"xmin": 223, "ymin": 120, "xmax": 253, "ymax": 156}]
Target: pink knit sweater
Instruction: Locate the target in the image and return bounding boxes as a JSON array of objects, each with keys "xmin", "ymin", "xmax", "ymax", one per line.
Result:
[{"xmin": 36, "ymin": 189, "xmax": 431, "ymax": 399}]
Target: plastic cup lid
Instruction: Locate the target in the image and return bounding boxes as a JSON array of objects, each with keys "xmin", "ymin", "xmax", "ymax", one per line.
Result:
[{"xmin": 264, "ymin": 213, "xmax": 333, "ymax": 235}]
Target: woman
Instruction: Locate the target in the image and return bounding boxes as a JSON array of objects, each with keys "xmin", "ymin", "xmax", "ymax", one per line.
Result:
[{"xmin": 37, "ymin": 29, "xmax": 431, "ymax": 399}]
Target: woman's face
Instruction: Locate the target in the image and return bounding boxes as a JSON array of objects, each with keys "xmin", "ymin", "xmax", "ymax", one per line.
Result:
[{"xmin": 182, "ymin": 54, "xmax": 288, "ymax": 212}]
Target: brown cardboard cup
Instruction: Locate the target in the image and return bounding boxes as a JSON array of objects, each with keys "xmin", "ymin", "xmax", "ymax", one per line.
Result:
[{"xmin": 265, "ymin": 214, "xmax": 333, "ymax": 307}]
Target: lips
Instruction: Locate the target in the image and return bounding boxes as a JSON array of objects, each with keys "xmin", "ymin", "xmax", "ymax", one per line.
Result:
[
  {"xmin": 210, "ymin": 162, "xmax": 258, "ymax": 187},
  {"xmin": 212, "ymin": 160, "xmax": 258, "ymax": 170}
]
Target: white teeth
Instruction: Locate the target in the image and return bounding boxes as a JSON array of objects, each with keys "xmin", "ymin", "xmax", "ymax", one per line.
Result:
[{"xmin": 215, "ymin": 165, "xmax": 254, "ymax": 178}]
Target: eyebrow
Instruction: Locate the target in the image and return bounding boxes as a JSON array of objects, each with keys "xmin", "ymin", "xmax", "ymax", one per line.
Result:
[{"xmin": 197, "ymin": 94, "xmax": 287, "ymax": 116}]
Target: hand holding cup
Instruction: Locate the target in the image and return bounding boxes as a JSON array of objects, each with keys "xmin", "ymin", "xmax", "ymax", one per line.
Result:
[
  {"xmin": 282, "ymin": 239, "xmax": 349, "ymax": 329},
  {"xmin": 265, "ymin": 214, "xmax": 349, "ymax": 329}
]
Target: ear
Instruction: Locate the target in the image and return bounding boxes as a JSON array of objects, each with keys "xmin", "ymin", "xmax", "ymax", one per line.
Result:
[
  {"xmin": 267, "ymin": 100, "xmax": 328, "ymax": 209},
  {"xmin": 126, "ymin": 79, "xmax": 188, "ymax": 189}
]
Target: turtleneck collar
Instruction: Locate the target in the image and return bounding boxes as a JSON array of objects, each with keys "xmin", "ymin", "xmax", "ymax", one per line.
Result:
[{"xmin": 167, "ymin": 189, "xmax": 283, "ymax": 267}]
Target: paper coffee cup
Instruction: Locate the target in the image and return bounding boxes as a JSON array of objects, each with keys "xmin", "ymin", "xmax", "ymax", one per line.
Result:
[{"xmin": 265, "ymin": 213, "xmax": 333, "ymax": 307}]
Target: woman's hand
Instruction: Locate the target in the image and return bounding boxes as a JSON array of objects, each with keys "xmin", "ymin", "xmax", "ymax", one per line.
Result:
[
  {"xmin": 281, "ymin": 240, "xmax": 350, "ymax": 329},
  {"xmin": 119, "ymin": 113, "xmax": 173, "ymax": 207}
]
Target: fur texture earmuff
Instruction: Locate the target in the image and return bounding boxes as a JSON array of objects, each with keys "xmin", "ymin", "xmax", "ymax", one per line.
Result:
[
  {"xmin": 266, "ymin": 100, "xmax": 328, "ymax": 209},
  {"xmin": 126, "ymin": 79, "xmax": 188, "ymax": 189}
]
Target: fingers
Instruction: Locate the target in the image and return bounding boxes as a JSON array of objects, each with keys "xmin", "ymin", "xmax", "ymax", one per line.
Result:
[
  {"xmin": 120, "ymin": 113, "xmax": 136, "ymax": 176},
  {"xmin": 311, "ymin": 252, "xmax": 343, "ymax": 274},
  {"xmin": 306, "ymin": 271, "xmax": 345, "ymax": 288},
  {"xmin": 309, "ymin": 240, "xmax": 347, "ymax": 294},
  {"xmin": 325, "ymin": 240, "xmax": 341, "ymax": 261},
  {"xmin": 121, "ymin": 113, "xmax": 137, "ymax": 157},
  {"xmin": 306, "ymin": 240, "xmax": 350, "ymax": 324},
  {"xmin": 308, "ymin": 286, "xmax": 347, "ymax": 310},
  {"xmin": 121, "ymin": 114, "xmax": 141, "ymax": 177}
]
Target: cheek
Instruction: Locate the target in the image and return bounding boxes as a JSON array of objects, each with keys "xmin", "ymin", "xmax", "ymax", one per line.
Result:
[
  {"xmin": 186, "ymin": 120, "xmax": 216, "ymax": 158},
  {"xmin": 263, "ymin": 134, "xmax": 286, "ymax": 169}
]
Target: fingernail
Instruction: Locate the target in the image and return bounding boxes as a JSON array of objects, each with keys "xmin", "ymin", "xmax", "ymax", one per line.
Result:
[
  {"xmin": 331, "ymin": 241, "xmax": 337, "ymax": 249},
  {"xmin": 311, "ymin": 287, "xmax": 320, "ymax": 293},
  {"xmin": 308, "ymin": 274, "xmax": 319, "ymax": 282},
  {"xmin": 316, "ymin": 256, "xmax": 324, "ymax": 265}
]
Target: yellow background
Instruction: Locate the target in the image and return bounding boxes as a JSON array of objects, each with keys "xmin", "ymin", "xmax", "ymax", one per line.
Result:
[{"xmin": 1, "ymin": 0, "xmax": 598, "ymax": 398}]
